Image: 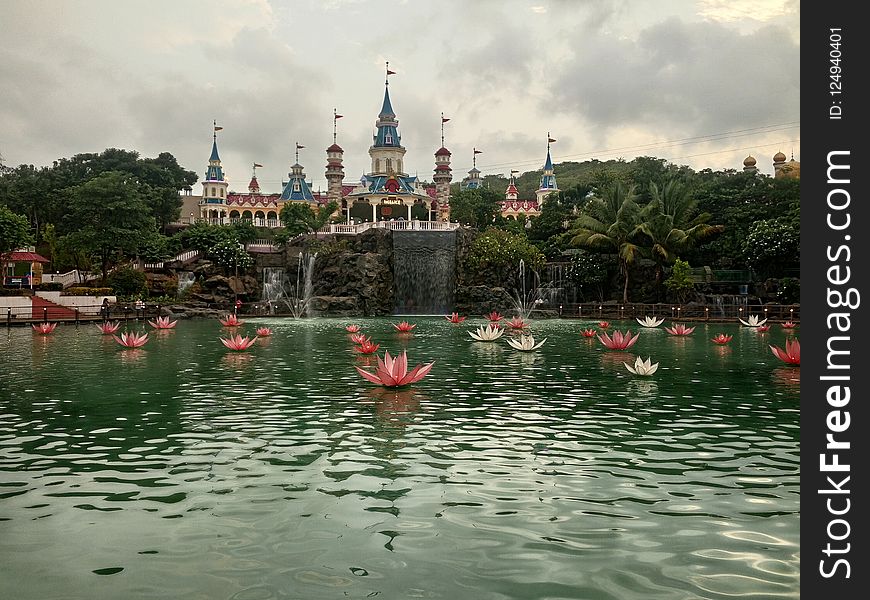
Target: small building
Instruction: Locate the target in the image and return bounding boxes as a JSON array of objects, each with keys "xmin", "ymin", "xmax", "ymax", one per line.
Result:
[{"xmin": 2, "ymin": 250, "xmax": 50, "ymax": 287}]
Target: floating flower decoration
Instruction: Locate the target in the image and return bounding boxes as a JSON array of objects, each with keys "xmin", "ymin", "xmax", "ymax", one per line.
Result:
[
  {"xmin": 148, "ymin": 316, "xmax": 177, "ymax": 329},
  {"xmin": 345, "ymin": 324, "xmax": 361, "ymax": 333},
  {"xmin": 665, "ymin": 323, "xmax": 695, "ymax": 336},
  {"xmin": 349, "ymin": 333, "xmax": 368, "ymax": 344},
  {"xmin": 738, "ymin": 314, "xmax": 767, "ymax": 327},
  {"xmin": 96, "ymin": 321, "xmax": 121, "ymax": 335},
  {"xmin": 32, "ymin": 322, "xmax": 58, "ymax": 335},
  {"xmin": 711, "ymin": 333, "xmax": 733, "ymax": 345},
  {"xmin": 355, "ymin": 350, "xmax": 434, "ymax": 388},
  {"xmin": 597, "ymin": 330, "xmax": 639, "ymax": 350},
  {"xmin": 219, "ymin": 314, "xmax": 244, "ymax": 327},
  {"xmin": 355, "ymin": 339, "xmax": 381, "ymax": 355},
  {"xmin": 220, "ymin": 333, "xmax": 258, "ymax": 351},
  {"xmin": 781, "ymin": 321, "xmax": 797, "ymax": 329},
  {"xmin": 770, "ymin": 338, "xmax": 800, "ymax": 365},
  {"xmin": 598, "ymin": 321, "xmax": 611, "ymax": 329},
  {"xmin": 485, "ymin": 311, "xmax": 504, "ymax": 323},
  {"xmin": 113, "ymin": 332, "xmax": 149, "ymax": 348},
  {"xmin": 624, "ymin": 356, "xmax": 659, "ymax": 376},
  {"xmin": 506, "ymin": 334, "xmax": 546, "ymax": 351},
  {"xmin": 469, "ymin": 324, "xmax": 504, "ymax": 341},
  {"xmin": 506, "ymin": 317, "xmax": 529, "ymax": 330},
  {"xmin": 393, "ymin": 321, "xmax": 416, "ymax": 332},
  {"xmin": 445, "ymin": 312, "xmax": 466, "ymax": 323},
  {"xmin": 581, "ymin": 328, "xmax": 597, "ymax": 338},
  {"xmin": 636, "ymin": 316, "xmax": 664, "ymax": 328},
  {"xmin": 756, "ymin": 325, "xmax": 770, "ymax": 332},
  {"xmin": 256, "ymin": 327, "xmax": 273, "ymax": 337}
]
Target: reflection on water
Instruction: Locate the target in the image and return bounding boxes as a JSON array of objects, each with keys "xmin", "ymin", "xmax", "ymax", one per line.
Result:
[{"xmin": 0, "ymin": 318, "xmax": 799, "ymax": 600}]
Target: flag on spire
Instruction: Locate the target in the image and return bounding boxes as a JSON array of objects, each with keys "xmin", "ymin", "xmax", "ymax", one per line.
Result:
[
  {"xmin": 442, "ymin": 116, "xmax": 451, "ymax": 123},
  {"xmin": 511, "ymin": 169, "xmax": 520, "ymax": 174},
  {"xmin": 387, "ymin": 68, "xmax": 396, "ymax": 75},
  {"xmin": 473, "ymin": 148, "xmax": 483, "ymax": 154},
  {"xmin": 214, "ymin": 125, "xmax": 223, "ymax": 131},
  {"xmin": 296, "ymin": 143, "xmax": 305, "ymax": 149},
  {"xmin": 253, "ymin": 163, "xmax": 263, "ymax": 168},
  {"xmin": 334, "ymin": 113, "xmax": 344, "ymax": 119},
  {"xmin": 548, "ymin": 137, "xmax": 556, "ymax": 143}
]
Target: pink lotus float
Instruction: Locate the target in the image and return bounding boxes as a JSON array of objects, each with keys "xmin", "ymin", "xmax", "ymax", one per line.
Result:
[
  {"xmin": 445, "ymin": 312, "xmax": 467, "ymax": 323},
  {"xmin": 148, "ymin": 316, "xmax": 177, "ymax": 329},
  {"xmin": 598, "ymin": 321, "xmax": 610, "ymax": 329},
  {"xmin": 665, "ymin": 324, "xmax": 695, "ymax": 336},
  {"xmin": 355, "ymin": 339, "xmax": 381, "ymax": 355},
  {"xmin": 506, "ymin": 317, "xmax": 529, "ymax": 330},
  {"xmin": 393, "ymin": 321, "xmax": 416, "ymax": 332},
  {"xmin": 757, "ymin": 325, "xmax": 771, "ymax": 332},
  {"xmin": 32, "ymin": 322, "xmax": 58, "ymax": 335},
  {"xmin": 770, "ymin": 338, "xmax": 800, "ymax": 365},
  {"xmin": 113, "ymin": 332, "xmax": 149, "ymax": 348},
  {"xmin": 580, "ymin": 328, "xmax": 597, "ymax": 338},
  {"xmin": 485, "ymin": 311, "xmax": 504, "ymax": 323},
  {"xmin": 219, "ymin": 314, "xmax": 244, "ymax": 327},
  {"xmin": 350, "ymin": 332, "xmax": 368, "ymax": 344},
  {"xmin": 781, "ymin": 321, "xmax": 797, "ymax": 329},
  {"xmin": 220, "ymin": 333, "xmax": 258, "ymax": 351},
  {"xmin": 256, "ymin": 327, "xmax": 273, "ymax": 337},
  {"xmin": 345, "ymin": 324, "xmax": 361, "ymax": 333},
  {"xmin": 597, "ymin": 330, "xmax": 639, "ymax": 350},
  {"xmin": 355, "ymin": 350, "xmax": 434, "ymax": 387},
  {"xmin": 711, "ymin": 334, "xmax": 733, "ymax": 345},
  {"xmin": 96, "ymin": 321, "xmax": 121, "ymax": 335}
]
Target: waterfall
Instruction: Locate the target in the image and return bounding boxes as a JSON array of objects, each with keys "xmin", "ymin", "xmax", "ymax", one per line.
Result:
[
  {"xmin": 262, "ymin": 268, "xmax": 287, "ymax": 313},
  {"xmin": 177, "ymin": 272, "xmax": 195, "ymax": 297},
  {"xmin": 392, "ymin": 231, "xmax": 456, "ymax": 314}
]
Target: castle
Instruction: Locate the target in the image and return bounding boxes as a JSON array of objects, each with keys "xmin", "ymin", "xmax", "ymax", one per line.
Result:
[{"xmin": 181, "ymin": 68, "xmax": 560, "ymax": 228}]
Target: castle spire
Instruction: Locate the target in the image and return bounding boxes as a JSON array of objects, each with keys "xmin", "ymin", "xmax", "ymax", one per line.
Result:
[
  {"xmin": 434, "ymin": 113, "xmax": 453, "ymax": 221},
  {"xmin": 326, "ymin": 110, "xmax": 346, "ymax": 203},
  {"xmin": 535, "ymin": 133, "xmax": 558, "ymax": 206}
]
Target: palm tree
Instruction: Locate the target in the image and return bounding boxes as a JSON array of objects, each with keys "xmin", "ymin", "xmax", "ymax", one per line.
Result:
[
  {"xmin": 569, "ymin": 182, "xmax": 643, "ymax": 303},
  {"xmin": 638, "ymin": 180, "xmax": 724, "ymax": 289}
]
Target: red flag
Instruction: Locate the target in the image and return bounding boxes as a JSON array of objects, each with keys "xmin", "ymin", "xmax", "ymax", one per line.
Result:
[
  {"xmin": 442, "ymin": 117, "xmax": 450, "ymax": 123},
  {"xmin": 334, "ymin": 114, "xmax": 344, "ymax": 119},
  {"xmin": 214, "ymin": 125, "xmax": 224, "ymax": 131},
  {"xmin": 548, "ymin": 137, "xmax": 556, "ymax": 143},
  {"xmin": 387, "ymin": 69, "xmax": 396, "ymax": 75}
]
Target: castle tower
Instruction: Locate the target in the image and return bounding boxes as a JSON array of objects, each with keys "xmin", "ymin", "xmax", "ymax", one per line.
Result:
[
  {"xmin": 535, "ymin": 133, "xmax": 558, "ymax": 206},
  {"xmin": 743, "ymin": 155, "xmax": 758, "ymax": 173},
  {"xmin": 248, "ymin": 163, "xmax": 261, "ymax": 194},
  {"xmin": 200, "ymin": 122, "xmax": 229, "ymax": 222},
  {"xmin": 369, "ymin": 63, "xmax": 407, "ymax": 177},
  {"xmin": 326, "ymin": 109, "xmax": 345, "ymax": 203},
  {"xmin": 280, "ymin": 143, "xmax": 315, "ymax": 202},
  {"xmin": 505, "ymin": 172, "xmax": 519, "ymax": 200},
  {"xmin": 462, "ymin": 148, "xmax": 483, "ymax": 190},
  {"xmin": 433, "ymin": 113, "xmax": 453, "ymax": 221}
]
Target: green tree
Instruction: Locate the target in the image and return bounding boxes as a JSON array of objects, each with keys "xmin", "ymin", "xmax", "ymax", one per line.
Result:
[
  {"xmin": 664, "ymin": 258, "xmax": 696, "ymax": 303},
  {"xmin": 209, "ymin": 239, "xmax": 254, "ymax": 274},
  {"xmin": 107, "ymin": 267, "xmax": 148, "ymax": 296},
  {"xmin": 279, "ymin": 201, "xmax": 338, "ymax": 236},
  {"xmin": 569, "ymin": 182, "xmax": 643, "ymax": 303},
  {"xmin": 742, "ymin": 218, "xmax": 800, "ymax": 278},
  {"xmin": 565, "ymin": 249, "xmax": 615, "ymax": 301},
  {"xmin": 1, "ymin": 205, "xmax": 34, "ymax": 276},
  {"xmin": 62, "ymin": 171, "xmax": 156, "ymax": 281},
  {"xmin": 637, "ymin": 179, "xmax": 723, "ymax": 290},
  {"xmin": 448, "ymin": 187, "xmax": 503, "ymax": 229}
]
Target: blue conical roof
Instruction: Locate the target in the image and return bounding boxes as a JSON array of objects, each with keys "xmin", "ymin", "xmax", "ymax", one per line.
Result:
[
  {"xmin": 543, "ymin": 148, "xmax": 553, "ymax": 171},
  {"xmin": 210, "ymin": 138, "xmax": 220, "ymax": 161},
  {"xmin": 379, "ymin": 85, "xmax": 395, "ymax": 119}
]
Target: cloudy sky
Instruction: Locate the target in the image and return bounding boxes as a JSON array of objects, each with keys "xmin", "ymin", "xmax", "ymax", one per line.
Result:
[{"xmin": 1, "ymin": 0, "xmax": 799, "ymax": 193}]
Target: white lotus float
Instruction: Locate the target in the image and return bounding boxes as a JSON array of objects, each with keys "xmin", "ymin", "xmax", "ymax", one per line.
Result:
[
  {"xmin": 469, "ymin": 324, "xmax": 504, "ymax": 342},
  {"xmin": 636, "ymin": 316, "xmax": 664, "ymax": 328},
  {"xmin": 624, "ymin": 356, "xmax": 659, "ymax": 376},
  {"xmin": 506, "ymin": 334, "xmax": 546, "ymax": 352},
  {"xmin": 738, "ymin": 314, "xmax": 768, "ymax": 327}
]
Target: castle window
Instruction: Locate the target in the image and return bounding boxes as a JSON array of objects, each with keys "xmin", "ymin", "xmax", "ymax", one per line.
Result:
[
  {"xmin": 385, "ymin": 158, "xmax": 392, "ymax": 172},
  {"xmin": 293, "ymin": 181, "xmax": 301, "ymax": 192},
  {"xmin": 211, "ymin": 187, "xmax": 216, "ymax": 197},
  {"xmin": 397, "ymin": 160, "xmax": 402, "ymax": 173},
  {"xmin": 385, "ymin": 133, "xmax": 393, "ymax": 144},
  {"xmin": 375, "ymin": 159, "xmax": 381, "ymax": 172},
  {"xmin": 220, "ymin": 188, "xmax": 224, "ymax": 198}
]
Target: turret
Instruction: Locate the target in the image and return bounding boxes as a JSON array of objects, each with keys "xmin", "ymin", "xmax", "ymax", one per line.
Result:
[
  {"xmin": 535, "ymin": 133, "xmax": 558, "ymax": 206},
  {"xmin": 325, "ymin": 109, "xmax": 345, "ymax": 202},
  {"xmin": 433, "ymin": 114, "xmax": 453, "ymax": 221},
  {"xmin": 368, "ymin": 62, "xmax": 407, "ymax": 176},
  {"xmin": 202, "ymin": 121, "xmax": 229, "ymax": 205}
]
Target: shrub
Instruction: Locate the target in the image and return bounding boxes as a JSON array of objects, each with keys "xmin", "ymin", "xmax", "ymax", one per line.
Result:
[
  {"xmin": 664, "ymin": 259, "xmax": 696, "ymax": 303},
  {"xmin": 62, "ymin": 287, "xmax": 114, "ymax": 296},
  {"xmin": 34, "ymin": 282, "xmax": 63, "ymax": 291},
  {"xmin": 107, "ymin": 267, "xmax": 147, "ymax": 296}
]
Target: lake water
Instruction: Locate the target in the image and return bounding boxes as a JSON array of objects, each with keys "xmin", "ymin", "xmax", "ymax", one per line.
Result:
[{"xmin": 0, "ymin": 317, "xmax": 800, "ymax": 599}]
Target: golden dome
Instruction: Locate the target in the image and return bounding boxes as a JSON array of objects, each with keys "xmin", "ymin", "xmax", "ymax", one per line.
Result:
[
  {"xmin": 743, "ymin": 155, "xmax": 757, "ymax": 167},
  {"xmin": 773, "ymin": 151, "xmax": 787, "ymax": 163}
]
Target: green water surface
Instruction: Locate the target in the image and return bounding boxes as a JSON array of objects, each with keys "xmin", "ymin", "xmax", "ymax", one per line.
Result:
[{"xmin": 0, "ymin": 317, "xmax": 800, "ymax": 599}]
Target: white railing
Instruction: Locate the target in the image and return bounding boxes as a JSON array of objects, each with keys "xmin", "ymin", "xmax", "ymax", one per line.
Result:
[
  {"xmin": 317, "ymin": 220, "xmax": 460, "ymax": 235},
  {"xmin": 246, "ymin": 239, "xmax": 280, "ymax": 252},
  {"xmin": 42, "ymin": 270, "xmax": 84, "ymax": 288},
  {"xmin": 140, "ymin": 250, "xmax": 202, "ymax": 270},
  {"xmin": 174, "ymin": 250, "xmax": 201, "ymax": 263}
]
